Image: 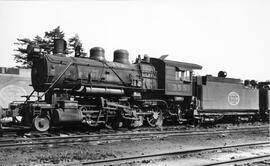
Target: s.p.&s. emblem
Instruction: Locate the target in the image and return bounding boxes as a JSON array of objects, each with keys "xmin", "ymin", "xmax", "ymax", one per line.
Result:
[{"xmin": 228, "ymin": 92, "xmax": 240, "ymax": 105}]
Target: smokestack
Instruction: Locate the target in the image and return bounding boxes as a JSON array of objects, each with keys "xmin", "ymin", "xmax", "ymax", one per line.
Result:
[{"xmin": 53, "ymin": 39, "xmax": 67, "ymax": 54}]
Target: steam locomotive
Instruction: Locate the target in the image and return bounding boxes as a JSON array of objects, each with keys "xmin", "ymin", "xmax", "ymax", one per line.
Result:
[{"xmin": 0, "ymin": 39, "xmax": 269, "ymax": 132}]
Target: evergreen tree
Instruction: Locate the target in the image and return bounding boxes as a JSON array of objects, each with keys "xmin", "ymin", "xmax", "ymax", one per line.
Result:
[
  {"xmin": 13, "ymin": 26, "xmax": 66, "ymax": 67},
  {"xmin": 44, "ymin": 26, "xmax": 65, "ymax": 40},
  {"xmin": 68, "ymin": 34, "xmax": 86, "ymax": 57},
  {"xmin": 44, "ymin": 26, "xmax": 65, "ymax": 54},
  {"xmin": 13, "ymin": 37, "xmax": 37, "ymax": 67}
]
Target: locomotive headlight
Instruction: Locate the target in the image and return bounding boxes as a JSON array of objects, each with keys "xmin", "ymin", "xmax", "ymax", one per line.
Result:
[
  {"xmin": 27, "ymin": 44, "xmax": 41, "ymax": 55},
  {"xmin": 26, "ymin": 44, "xmax": 42, "ymax": 60}
]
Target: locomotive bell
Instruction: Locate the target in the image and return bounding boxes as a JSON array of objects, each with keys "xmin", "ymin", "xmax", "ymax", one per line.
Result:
[
  {"xmin": 90, "ymin": 47, "xmax": 105, "ymax": 61},
  {"xmin": 143, "ymin": 54, "xmax": 150, "ymax": 63},
  {"xmin": 113, "ymin": 49, "xmax": 130, "ymax": 64},
  {"xmin": 53, "ymin": 39, "xmax": 67, "ymax": 54}
]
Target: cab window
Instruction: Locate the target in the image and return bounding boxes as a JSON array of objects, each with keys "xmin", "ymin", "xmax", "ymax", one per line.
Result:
[{"xmin": 175, "ymin": 68, "xmax": 191, "ymax": 81}]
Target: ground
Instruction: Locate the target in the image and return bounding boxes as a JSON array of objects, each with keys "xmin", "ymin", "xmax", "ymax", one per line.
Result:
[{"xmin": 0, "ymin": 125, "xmax": 269, "ymax": 166}]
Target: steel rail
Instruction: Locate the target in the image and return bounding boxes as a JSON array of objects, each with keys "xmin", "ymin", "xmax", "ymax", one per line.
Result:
[
  {"xmin": 1, "ymin": 123, "xmax": 268, "ymax": 136},
  {"xmin": 77, "ymin": 141, "xmax": 270, "ymax": 166},
  {"xmin": 1, "ymin": 125, "xmax": 268, "ymax": 141},
  {"xmin": 203, "ymin": 154, "xmax": 270, "ymax": 166},
  {"xmin": 0, "ymin": 125, "xmax": 268, "ymax": 143},
  {"xmin": 0, "ymin": 126, "xmax": 268, "ymax": 148}
]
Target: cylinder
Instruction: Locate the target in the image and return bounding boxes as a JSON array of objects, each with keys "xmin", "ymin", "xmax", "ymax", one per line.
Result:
[
  {"xmin": 52, "ymin": 108, "xmax": 83, "ymax": 124},
  {"xmin": 113, "ymin": 49, "xmax": 130, "ymax": 64},
  {"xmin": 90, "ymin": 47, "xmax": 105, "ymax": 61},
  {"xmin": 53, "ymin": 39, "xmax": 67, "ymax": 54}
]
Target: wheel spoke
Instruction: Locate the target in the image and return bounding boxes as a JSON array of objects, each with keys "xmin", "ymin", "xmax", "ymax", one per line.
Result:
[{"xmin": 145, "ymin": 108, "xmax": 163, "ymax": 127}]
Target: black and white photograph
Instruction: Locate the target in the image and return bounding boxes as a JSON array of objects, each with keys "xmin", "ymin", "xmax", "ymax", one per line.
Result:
[{"xmin": 0, "ymin": 0, "xmax": 269, "ymax": 165}]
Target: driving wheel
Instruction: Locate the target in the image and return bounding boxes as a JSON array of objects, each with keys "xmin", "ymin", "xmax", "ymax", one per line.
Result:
[{"xmin": 146, "ymin": 108, "xmax": 163, "ymax": 127}]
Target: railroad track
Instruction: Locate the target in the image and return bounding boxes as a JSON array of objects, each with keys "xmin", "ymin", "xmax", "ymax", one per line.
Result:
[
  {"xmin": 1, "ymin": 122, "xmax": 268, "ymax": 136},
  {"xmin": 71, "ymin": 141, "xmax": 270, "ymax": 166},
  {"xmin": 1, "ymin": 122, "xmax": 268, "ymax": 139},
  {"xmin": 204, "ymin": 154, "xmax": 270, "ymax": 166},
  {"xmin": 0, "ymin": 125, "xmax": 268, "ymax": 149}
]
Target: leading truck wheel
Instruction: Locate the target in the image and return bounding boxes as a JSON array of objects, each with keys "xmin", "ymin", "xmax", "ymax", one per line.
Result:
[{"xmin": 33, "ymin": 116, "xmax": 50, "ymax": 132}]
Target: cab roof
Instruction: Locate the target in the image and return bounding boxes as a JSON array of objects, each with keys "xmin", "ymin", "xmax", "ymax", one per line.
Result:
[{"xmin": 164, "ymin": 59, "xmax": 202, "ymax": 70}]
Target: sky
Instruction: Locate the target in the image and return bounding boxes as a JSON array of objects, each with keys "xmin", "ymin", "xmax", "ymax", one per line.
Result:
[{"xmin": 0, "ymin": 0, "xmax": 269, "ymax": 81}]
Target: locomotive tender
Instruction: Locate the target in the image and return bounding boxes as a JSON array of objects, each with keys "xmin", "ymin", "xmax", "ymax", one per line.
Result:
[
  {"xmin": 194, "ymin": 74, "xmax": 262, "ymax": 122},
  {"xmin": 0, "ymin": 39, "xmax": 269, "ymax": 132}
]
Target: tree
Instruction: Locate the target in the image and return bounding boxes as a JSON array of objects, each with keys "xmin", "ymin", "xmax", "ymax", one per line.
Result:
[
  {"xmin": 44, "ymin": 26, "xmax": 65, "ymax": 40},
  {"xmin": 44, "ymin": 26, "xmax": 65, "ymax": 54},
  {"xmin": 13, "ymin": 37, "xmax": 39, "ymax": 67},
  {"xmin": 13, "ymin": 26, "xmax": 66, "ymax": 67},
  {"xmin": 13, "ymin": 26, "xmax": 86, "ymax": 67},
  {"xmin": 68, "ymin": 34, "xmax": 87, "ymax": 57}
]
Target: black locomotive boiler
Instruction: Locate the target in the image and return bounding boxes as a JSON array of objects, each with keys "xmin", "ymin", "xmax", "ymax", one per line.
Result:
[{"xmin": 0, "ymin": 39, "xmax": 268, "ymax": 132}]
